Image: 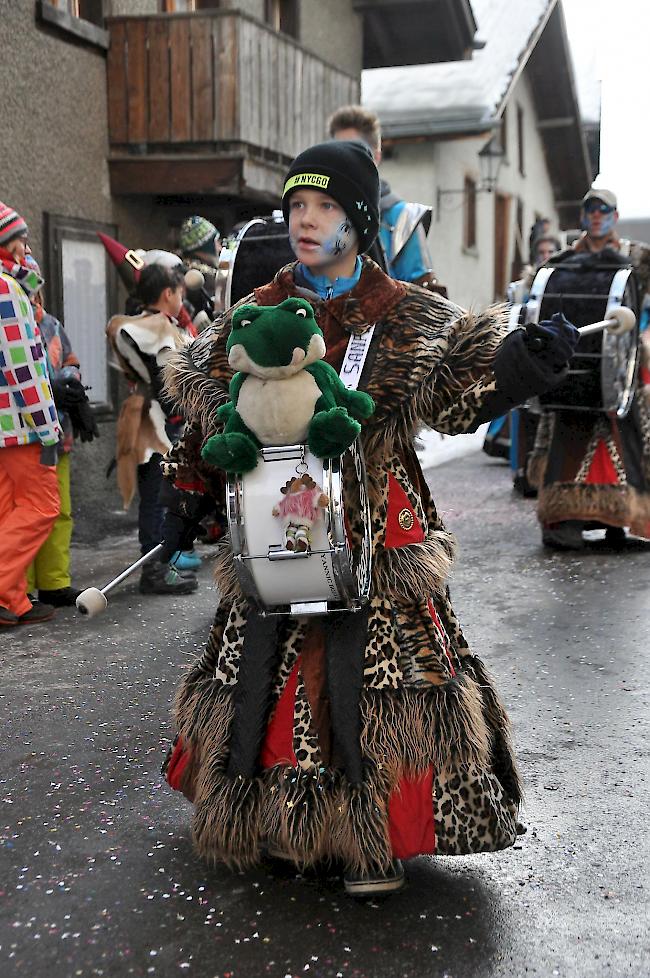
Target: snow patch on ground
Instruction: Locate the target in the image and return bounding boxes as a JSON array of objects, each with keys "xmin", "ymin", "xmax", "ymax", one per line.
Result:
[{"xmin": 415, "ymin": 424, "xmax": 489, "ymax": 469}]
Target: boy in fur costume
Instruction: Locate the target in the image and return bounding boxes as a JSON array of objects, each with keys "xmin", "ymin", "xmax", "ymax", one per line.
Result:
[{"xmin": 159, "ymin": 140, "xmax": 578, "ymax": 895}]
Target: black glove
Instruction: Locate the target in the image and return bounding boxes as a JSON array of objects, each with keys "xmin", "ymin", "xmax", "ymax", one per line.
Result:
[
  {"xmin": 158, "ymin": 488, "xmax": 214, "ymax": 563},
  {"xmin": 525, "ymin": 312, "xmax": 580, "ymax": 370},
  {"xmin": 50, "ymin": 376, "xmax": 88, "ymax": 411},
  {"xmin": 68, "ymin": 397, "xmax": 100, "ymax": 443}
]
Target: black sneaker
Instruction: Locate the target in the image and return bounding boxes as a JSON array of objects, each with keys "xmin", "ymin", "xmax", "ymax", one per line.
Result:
[
  {"xmin": 604, "ymin": 526, "xmax": 627, "ymax": 547},
  {"xmin": 344, "ymin": 859, "xmax": 405, "ymax": 897},
  {"xmin": 0, "ymin": 606, "xmax": 19, "ymax": 627},
  {"xmin": 38, "ymin": 586, "xmax": 81, "ymax": 607},
  {"xmin": 139, "ymin": 563, "xmax": 198, "ymax": 596},
  {"xmin": 513, "ymin": 474, "xmax": 538, "ymax": 498},
  {"xmin": 18, "ymin": 602, "xmax": 56, "ymax": 624},
  {"xmin": 542, "ymin": 521, "xmax": 585, "ymax": 550}
]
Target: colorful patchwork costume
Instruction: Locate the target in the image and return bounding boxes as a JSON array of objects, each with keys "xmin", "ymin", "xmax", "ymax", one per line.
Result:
[{"xmin": 0, "ymin": 251, "xmax": 61, "ymax": 618}]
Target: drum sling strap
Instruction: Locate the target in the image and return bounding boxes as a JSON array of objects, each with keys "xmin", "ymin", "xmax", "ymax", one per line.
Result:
[{"xmin": 226, "ymin": 323, "xmax": 384, "ymax": 785}]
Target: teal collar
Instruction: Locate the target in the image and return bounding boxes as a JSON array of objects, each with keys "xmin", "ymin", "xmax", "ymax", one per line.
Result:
[{"xmin": 295, "ymin": 257, "xmax": 362, "ymax": 299}]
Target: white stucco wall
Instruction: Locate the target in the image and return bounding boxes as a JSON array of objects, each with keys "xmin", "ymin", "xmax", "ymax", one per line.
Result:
[{"xmin": 377, "ymin": 69, "xmax": 559, "ymax": 309}]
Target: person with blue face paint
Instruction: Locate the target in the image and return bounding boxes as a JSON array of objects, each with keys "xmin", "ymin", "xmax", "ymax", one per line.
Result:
[
  {"xmin": 158, "ymin": 138, "xmax": 583, "ymax": 899},
  {"xmin": 527, "ymin": 189, "xmax": 650, "ymax": 550},
  {"xmin": 576, "ymin": 189, "xmax": 620, "ymax": 251}
]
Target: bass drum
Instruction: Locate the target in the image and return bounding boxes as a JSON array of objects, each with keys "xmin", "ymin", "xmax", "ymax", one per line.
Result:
[
  {"xmin": 227, "ymin": 441, "xmax": 372, "ymax": 617},
  {"xmin": 224, "ymin": 215, "xmax": 295, "ymax": 310},
  {"xmin": 524, "ymin": 253, "xmax": 640, "ymax": 418}
]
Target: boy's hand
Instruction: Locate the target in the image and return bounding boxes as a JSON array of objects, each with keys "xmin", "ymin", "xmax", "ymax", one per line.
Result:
[{"xmin": 525, "ymin": 313, "xmax": 579, "ymax": 369}]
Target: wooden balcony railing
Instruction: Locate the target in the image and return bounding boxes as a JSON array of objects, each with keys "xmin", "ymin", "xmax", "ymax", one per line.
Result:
[{"xmin": 106, "ymin": 11, "xmax": 358, "ymax": 162}]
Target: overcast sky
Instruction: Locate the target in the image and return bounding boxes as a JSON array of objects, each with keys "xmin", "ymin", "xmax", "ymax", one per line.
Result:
[{"xmin": 562, "ymin": 0, "xmax": 650, "ymax": 218}]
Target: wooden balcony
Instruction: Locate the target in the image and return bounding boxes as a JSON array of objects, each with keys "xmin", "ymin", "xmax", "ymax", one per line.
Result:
[{"xmin": 106, "ymin": 11, "xmax": 358, "ymax": 201}]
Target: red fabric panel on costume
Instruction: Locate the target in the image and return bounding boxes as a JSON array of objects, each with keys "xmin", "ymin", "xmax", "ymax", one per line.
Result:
[
  {"xmin": 166, "ymin": 738, "xmax": 191, "ymax": 791},
  {"xmin": 174, "ymin": 478, "xmax": 206, "ymax": 493},
  {"xmin": 259, "ymin": 658, "xmax": 299, "ymax": 768},
  {"xmin": 177, "ymin": 304, "xmax": 198, "ymax": 338},
  {"xmin": 384, "ymin": 473, "xmax": 425, "ymax": 549},
  {"xmin": 640, "ymin": 364, "xmax": 650, "ymax": 386},
  {"xmin": 388, "ymin": 770, "xmax": 436, "ymax": 858},
  {"xmin": 585, "ymin": 439, "xmax": 619, "ymax": 485}
]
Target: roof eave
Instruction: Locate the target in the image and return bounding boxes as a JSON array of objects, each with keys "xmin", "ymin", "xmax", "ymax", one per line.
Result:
[{"xmin": 380, "ymin": 114, "xmax": 497, "ymax": 140}]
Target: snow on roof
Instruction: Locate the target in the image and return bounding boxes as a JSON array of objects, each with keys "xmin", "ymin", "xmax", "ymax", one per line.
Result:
[
  {"xmin": 570, "ymin": 47, "xmax": 601, "ymax": 124},
  {"xmin": 362, "ymin": 0, "xmax": 553, "ymax": 132}
]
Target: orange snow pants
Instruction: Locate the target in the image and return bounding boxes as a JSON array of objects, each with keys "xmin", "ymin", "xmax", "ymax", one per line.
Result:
[{"xmin": 0, "ymin": 443, "xmax": 60, "ymax": 616}]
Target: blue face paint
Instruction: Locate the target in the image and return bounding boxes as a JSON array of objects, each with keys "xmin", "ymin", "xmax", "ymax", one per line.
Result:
[
  {"xmin": 288, "ymin": 194, "xmax": 358, "ymax": 272},
  {"xmin": 321, "ymin": 218, "xmax": 358, "ymax": 259},
  {"xmin": 598, "ymin": 211, "xmax": 617, "ymax": 236},
  {"xmin": 581, "ymin": 207, "xmax": 616, "ymax": 237}
]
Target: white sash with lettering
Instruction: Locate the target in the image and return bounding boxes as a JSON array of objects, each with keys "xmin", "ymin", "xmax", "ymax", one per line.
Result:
[{"xmin": 339, "ymin": 325, "xmax": 376, "ymax": 391}]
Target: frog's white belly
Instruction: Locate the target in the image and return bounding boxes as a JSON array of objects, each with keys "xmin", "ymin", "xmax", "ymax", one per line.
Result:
[{"xmin": 237, "ymin": 372, "xmax": 321, "ymax": 445}]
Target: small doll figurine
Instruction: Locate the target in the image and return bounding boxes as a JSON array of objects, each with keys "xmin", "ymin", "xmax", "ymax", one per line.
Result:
[{"xmin": 272, "ymin": 473, "xmax": 330, "ymax": 552}]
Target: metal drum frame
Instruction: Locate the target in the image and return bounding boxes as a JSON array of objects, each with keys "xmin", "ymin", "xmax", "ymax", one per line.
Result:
[
  {"xmin": 223, "ymin": 215, "xmax": 293, "ymax": 311},
  {"xmin": 525, "ymin": 264, "xmax": 640, "ymax": 418},
  {"xmin": 227, "ymin": 440, "xmax": 372, "ymax": 617}
]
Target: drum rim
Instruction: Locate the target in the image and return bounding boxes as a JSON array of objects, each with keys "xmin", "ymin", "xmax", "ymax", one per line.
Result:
[
  {"xmin": 224, "ymin": 215, "xmax": 291, "ymax": 312},
  {"xmin": 224, "ymin": 217, "xmax": 267, "ymax": 311},
  {"xmin": 602, "ymin": 267, "xmax": 640, "ymax": 418}
]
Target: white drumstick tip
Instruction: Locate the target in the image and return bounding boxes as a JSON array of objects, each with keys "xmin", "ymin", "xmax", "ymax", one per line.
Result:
[
  {"xmin": 76, "ymin": 587, "xmax": 109, "ymax": 618},
  {"xmin": 607, "ymin": 306, "xmax": 636, "ymax": 335}
]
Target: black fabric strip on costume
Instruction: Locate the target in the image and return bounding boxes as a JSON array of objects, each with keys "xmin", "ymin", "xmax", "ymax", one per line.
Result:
[
  {"xmin": 226, "ymin": 613, "xmax": 281, "ymax": 778},
  {"xmin": 323, "ymin": 605, "xmax": 370, "ymax": 785},
  {"xmin": 357, "ymin": 321, "xmax": 385, "ymax": 393}
]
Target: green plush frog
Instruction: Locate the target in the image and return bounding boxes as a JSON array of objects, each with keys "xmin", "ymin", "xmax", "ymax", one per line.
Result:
[{"xmin": 201, "ymin": 297, "xmax": 375, "ymax": 473}]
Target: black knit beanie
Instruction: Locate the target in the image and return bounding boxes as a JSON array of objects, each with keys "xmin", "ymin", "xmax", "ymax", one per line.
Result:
[{"xmin": 282, "ymin": 140, "xmax": 380, "ymax": 251}]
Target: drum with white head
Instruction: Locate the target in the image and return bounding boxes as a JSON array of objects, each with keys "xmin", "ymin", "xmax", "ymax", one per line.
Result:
[
  {"xmin": 227, "ymin": 440, "xmax": 371, "ymax": 616},
  {"xmin": 223, "ymin": 214, "xmax": 295, "ymax": 311},
  {"xmin": 524, "ymin": 254, "xmax": 640, "ymax": 418}
]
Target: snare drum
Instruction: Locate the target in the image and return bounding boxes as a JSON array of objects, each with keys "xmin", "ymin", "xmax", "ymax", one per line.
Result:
[
  {"xmin": 227, "ymin": 441, "xmax": 371, "ymax": 616},
  {"xmin": 524, "ymin": 255, "xmax": 640, "ymax": 418},
  {"xmin": 224, "ymin": 215, "xmax": 295, "ymax": 310}
]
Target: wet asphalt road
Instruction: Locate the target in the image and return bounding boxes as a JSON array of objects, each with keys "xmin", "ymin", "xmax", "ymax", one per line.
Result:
[{"xmin": 1, "ymin": 450, "xmax": 649, "ymax": 978}]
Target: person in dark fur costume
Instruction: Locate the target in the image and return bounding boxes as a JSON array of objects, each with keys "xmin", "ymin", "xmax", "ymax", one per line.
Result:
[
  {"xmin": 158, "ymin": 140, "xmax": 579, "ymax": 896},
  {"xmin": 528, "ymin": 189, "xmax": 650, "ymax": 549}
]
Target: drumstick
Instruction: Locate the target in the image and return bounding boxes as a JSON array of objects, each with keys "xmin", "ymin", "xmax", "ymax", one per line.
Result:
[
  {"xmin": 578, "ymin": 305, "xmax": 636, "ymax": 337},
  {"xmin": 76, "ymin": 544, "xmax": 164, "ymax": 618}
]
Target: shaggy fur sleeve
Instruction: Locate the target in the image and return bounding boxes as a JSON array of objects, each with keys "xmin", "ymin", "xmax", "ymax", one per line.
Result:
[
  {"xmin": 162, "ymin": 317, "xmax": 234, "ymax": 438},
  {"xmin": 432, "ymin": 325, "xmax": 572, "ymax": 435},
  {"xmin": 160, "ymin": 306, "xmax": 242, "ymax": 499},
  {"xmin": 360, "ymin": 286, "xmax": 574, "ymax": 443},
  {"xmin": 415, "ymin": 304, "xmax": 512, "ymax": 436},
  {"xmin": 365, "ymin": 292, "xmax": 513, "ymax": 440}
]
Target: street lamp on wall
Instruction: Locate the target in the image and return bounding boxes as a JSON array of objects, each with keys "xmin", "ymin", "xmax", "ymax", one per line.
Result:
[
  {"xmin": 436, "ymin": 134, "xmax": 505, "ymax": 220},
  {"xmin": 477, "ymin": 135, "xmax": 505, "ymax": 191}
]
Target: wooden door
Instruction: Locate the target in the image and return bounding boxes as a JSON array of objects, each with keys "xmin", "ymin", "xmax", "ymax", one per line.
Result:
[{"xmin": 494, "ymin": 192, "xmax": 510, "ymax": 300}]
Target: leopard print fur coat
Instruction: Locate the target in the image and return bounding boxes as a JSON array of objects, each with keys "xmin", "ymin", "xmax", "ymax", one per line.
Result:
[{"xmin": 160, "ymin": 258, "xmax": 558, "ymax": 874}]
